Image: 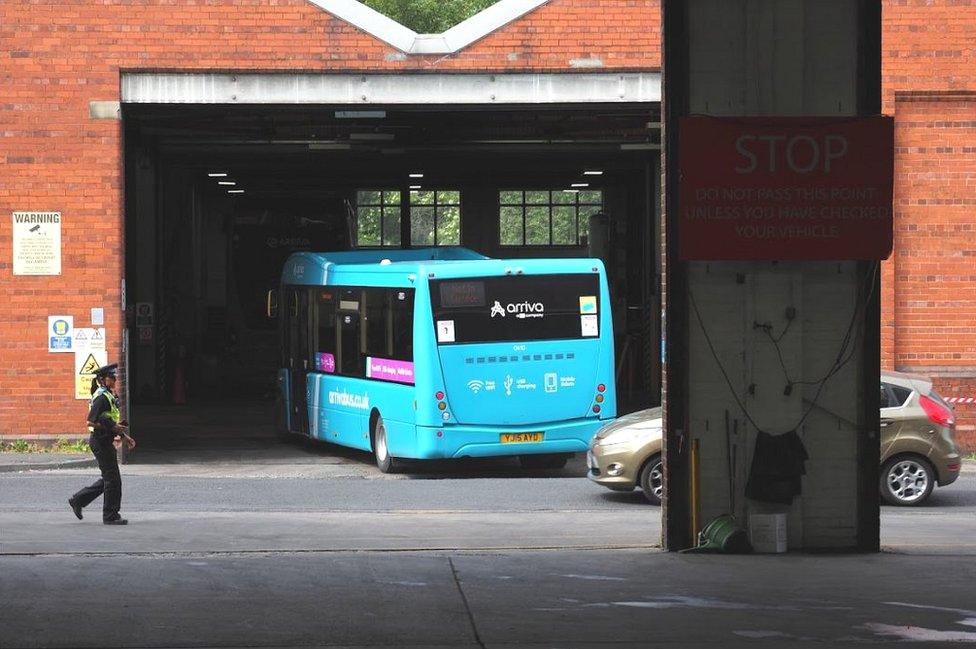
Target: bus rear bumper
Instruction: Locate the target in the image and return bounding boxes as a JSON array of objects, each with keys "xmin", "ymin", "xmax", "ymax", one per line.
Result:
[{"xmin": 413, "ymin": 419, "xmax": 603, "ymax": 459}]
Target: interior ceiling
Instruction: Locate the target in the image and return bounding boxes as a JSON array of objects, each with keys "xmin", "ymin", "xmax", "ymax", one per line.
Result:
[{"xmin": 127, "ymin": 104, "xmax": 659, "ymax": 196}]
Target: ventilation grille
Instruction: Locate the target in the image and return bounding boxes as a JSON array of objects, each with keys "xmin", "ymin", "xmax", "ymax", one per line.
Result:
[{"xmin": 464, "ymin": 352, "xmax": 574, "ymax": 364}]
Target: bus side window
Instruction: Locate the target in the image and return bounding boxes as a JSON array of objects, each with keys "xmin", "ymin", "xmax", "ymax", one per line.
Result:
[
  {"xmin": 391, "ymin": 289, "xmax": 414, "ymax": 361},
  {"xmin": 337, "ymin": 289, "xmax": 365, "ymax": 377},
  {"xmin": 363, "ymin": 287, "xmax": 389, "ymax": 358},
  {"xmin": 316, "ymin": 289, "xmax": 337, "ymax": 370}
]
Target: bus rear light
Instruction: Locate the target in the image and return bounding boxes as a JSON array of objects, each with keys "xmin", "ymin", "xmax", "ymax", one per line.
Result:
[
  {"xmin": 595, "ymin": 394, "xmax": 604, "ymax": 403},
  {"xmin": 435, "ymin": 391, "xmax": 444, "ymax": 400},
  {"xmin": 919, "ymin": 394, "xmax": 954, "ymax": 428},
  {"xmin": 597, "ymin": 384, "xmax": 606, "ymax": 393},
  {"xmin": 438, "ymin": 401, "xmax": 447, "ymax": 411},
  {"xmin": 592, "ymin": 404, "xmax": 601, "ymax": 414}
]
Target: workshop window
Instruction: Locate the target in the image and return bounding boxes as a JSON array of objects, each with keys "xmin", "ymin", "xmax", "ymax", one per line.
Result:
[
  {"xmin": 498, "ymin": 190, "xmax": 603, "ymax": 247},
  {"xmin": 356, "ymin": 190, "xmax": 401, "ymax": 247},
  {"xmin": 410, "ymin": 190, "xmax": 461, "ymax": 246}
]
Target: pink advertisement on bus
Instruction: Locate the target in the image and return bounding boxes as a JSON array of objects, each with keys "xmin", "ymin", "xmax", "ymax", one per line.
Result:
[{"xmin": 366, "ymin": 357, "xmax": 415, "ymax": 384}]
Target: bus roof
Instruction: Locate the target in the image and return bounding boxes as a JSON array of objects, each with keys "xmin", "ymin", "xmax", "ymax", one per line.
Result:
[{"xmin": 281, "ymin": 247, "xmax": 604, "ymax": 286}]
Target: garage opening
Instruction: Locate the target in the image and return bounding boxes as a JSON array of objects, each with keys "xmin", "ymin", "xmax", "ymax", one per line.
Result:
[{"xmin": 123, "ymin": 101, "xmax": 661, "ymax": 457}]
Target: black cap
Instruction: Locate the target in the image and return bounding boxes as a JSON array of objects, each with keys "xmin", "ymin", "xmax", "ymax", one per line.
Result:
[{"xmin": 95, "ymin": 363, "xmax": 118, "ymax": 379}]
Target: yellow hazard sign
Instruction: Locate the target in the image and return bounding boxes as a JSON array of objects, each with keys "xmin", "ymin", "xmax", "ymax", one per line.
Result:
[
  {"xmin": 78, "ymin": 354, "xmax": 100, "ymax": 374},
  {"xmin": 74, "ymin": 347, "xmax": 107, "ymax": 400}
]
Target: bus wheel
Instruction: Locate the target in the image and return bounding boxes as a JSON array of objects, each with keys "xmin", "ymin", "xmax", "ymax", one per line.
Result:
[
  {"xmin": 372, "ymin": 415, "xmax": 398, "ymax": 474},
  {"xmin": 519, "ymin": 453, "xmax": 570, "ymax": 470}
]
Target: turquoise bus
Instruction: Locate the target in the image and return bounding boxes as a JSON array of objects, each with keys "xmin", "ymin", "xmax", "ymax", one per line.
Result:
[{"xmin": 273, "ymin": 247, "xmax": 616, "ymax": 472}]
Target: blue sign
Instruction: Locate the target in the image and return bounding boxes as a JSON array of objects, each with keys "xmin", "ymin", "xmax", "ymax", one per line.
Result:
[{"xmin": 48, "ymin": 315, "xmax": 73, "ymax": 353}]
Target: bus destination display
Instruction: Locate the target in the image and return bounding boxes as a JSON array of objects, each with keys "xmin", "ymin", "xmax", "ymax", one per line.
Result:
[{"xmin": 439, "ymin": 281, "xmax": 486, "ymax": 308}]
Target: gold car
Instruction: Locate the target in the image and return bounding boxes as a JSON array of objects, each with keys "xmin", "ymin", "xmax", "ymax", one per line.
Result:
[
  {"xmin": 588, "ymin": 371, "xmax": 962, "ymax": 506},
  {"xmin": 880, "ymin": 370, "xmax": 961, "ymax": 505},
  {"xmin": 587, "ymin": 407, "xmax": 664, "ymax": 504}
]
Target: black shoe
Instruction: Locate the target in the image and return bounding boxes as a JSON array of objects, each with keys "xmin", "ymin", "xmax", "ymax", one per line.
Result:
[
  {"xmin": 68, "ymin": 499, "xmax": 83, "ymax": 520},
  {"xmin": 103, "ymin": 517, "xmax": 128, "ymax": 525}
]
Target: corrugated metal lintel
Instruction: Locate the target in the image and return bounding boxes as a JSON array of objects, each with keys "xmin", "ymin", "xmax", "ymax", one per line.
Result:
[{"xmin": 120, "ymin": 72, "xmax": 661, "ymax": 105}]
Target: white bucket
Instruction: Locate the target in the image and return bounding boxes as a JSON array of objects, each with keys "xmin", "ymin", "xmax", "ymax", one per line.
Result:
[{"xmin": 749, "ymin": 513, "xmax": 788, "ymax": 553}]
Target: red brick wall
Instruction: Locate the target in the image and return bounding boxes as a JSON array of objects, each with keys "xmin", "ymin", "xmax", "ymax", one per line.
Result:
[
  {"xmin": 883, "ymin": 0, "xmax": 976, "ymax": 451},
  {"xmin": 0, "ymin": 0, "xmax": 659, "ymax": 436},
  {"xmin": 4, "ymin": 0, "xmax": 976, "ymax": 452},
  {"xmin": 891, "ymin": 96, "xmax": 976, "ymax": 451}
]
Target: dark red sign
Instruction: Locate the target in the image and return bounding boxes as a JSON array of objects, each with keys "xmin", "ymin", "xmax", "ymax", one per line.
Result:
[{"xmin": 679, "ymin": 116, "xmax": 893, "ymax": 260}]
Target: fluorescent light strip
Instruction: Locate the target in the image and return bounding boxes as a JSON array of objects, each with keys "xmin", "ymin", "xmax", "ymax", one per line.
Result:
[
  {"xmin": 571, "ymin": 183, "xmax": 589, "ymax": 188},
  {"xmin": 583, "ymin": 170, "xmax": 603, "ymax": 176},
  {"xmin": 409, "ymin": 185, "xmax": 422, "ymax": 190},
  {"xmin": 218, "ymin": 181, "xmax": 236, "ymax": 186},
  {"xmin": 409, "ymin": 173, "xmax": 424, "ymax": 178},
  {"xmin": 208, "ymin": 172, "xmax": 228, "ymax": 177},
  {"xmin": 227, "ymin": 189, "xmax": 244, "ymax": 194}
]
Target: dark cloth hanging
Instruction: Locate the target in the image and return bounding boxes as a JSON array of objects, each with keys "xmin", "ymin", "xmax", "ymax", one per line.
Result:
[{"xmin": 745, "ymin": 430, "xmax": 809, "ymax": 505}]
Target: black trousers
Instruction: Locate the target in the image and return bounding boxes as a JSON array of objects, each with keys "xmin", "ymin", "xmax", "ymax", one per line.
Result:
[{"xmin": 71, "ymin": 434, "xmax": 122, "ymax": 520}]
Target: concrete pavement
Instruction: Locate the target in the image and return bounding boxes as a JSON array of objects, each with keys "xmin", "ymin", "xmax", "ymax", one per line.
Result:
[
  {"xmin": 3, "ymin": 549, "xmax": 976, "ymax": 648},
  {"xmin": 0, "ymin": 452, "xmax": 95, "ymax": 472},
  {"xmin": 0, "ymin": 511, "xmax": 657, "ymax": 554},
  {"xmin": 3, "ymin": 403, "xmax": 975, "ymax": 648}
]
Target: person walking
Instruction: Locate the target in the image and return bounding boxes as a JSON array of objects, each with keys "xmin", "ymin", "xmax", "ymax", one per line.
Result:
[{"xmin": 68, "ymin": 363, "xmax": 135, "ymax": 525}]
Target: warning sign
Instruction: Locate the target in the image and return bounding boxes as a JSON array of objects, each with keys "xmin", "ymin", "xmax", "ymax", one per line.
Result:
[
  {"xmin": 12, "ymin": 211, "xmax": 61, "ymax": 275},
  {"xmin": 74, "ymin": 327, "xmax": 107, "ymax": 399},
  {"xmin": 78, "ymin": 354, "xmax": 100, "ymax": 375},
  {"xmin": 678, "ymin": 116, "xmax": 894, "ymax": 260}
]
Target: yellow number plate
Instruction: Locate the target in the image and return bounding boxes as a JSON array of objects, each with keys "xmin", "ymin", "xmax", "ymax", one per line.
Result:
[{"xmin": 500, "ymin": 433, "xmax": 544, "ymax": 444}]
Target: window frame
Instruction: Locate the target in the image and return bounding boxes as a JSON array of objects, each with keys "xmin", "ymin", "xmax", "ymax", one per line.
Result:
[
  {"xmin": 354, "ymin": 189, "xmax": 402, "ymax": 248},
  {"xmin": 498, "ymin": 189, "xmax": 603, "ymax": 248},
  {"xmin": 409, "ymin": 189, "xmax": 461, "ymax": 247}
]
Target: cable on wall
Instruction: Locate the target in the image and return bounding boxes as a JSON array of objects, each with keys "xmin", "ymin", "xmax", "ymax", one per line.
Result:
[{"xmin": 689, "ymin": 261, "xmax": 879, "ymax": 436}]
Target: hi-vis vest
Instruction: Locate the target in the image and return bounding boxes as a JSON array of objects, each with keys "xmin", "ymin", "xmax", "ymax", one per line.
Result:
[{"xmin": 88, "ymin": 387, "xmax": 120, "ymax": 433}]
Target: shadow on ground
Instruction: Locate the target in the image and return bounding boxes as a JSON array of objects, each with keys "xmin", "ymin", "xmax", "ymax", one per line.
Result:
[{"xmin": 127, "ymin": 400, "xmax": 586, "ymax": 478}]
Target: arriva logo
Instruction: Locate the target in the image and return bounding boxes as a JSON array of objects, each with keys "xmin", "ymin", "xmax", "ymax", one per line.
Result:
[
  {"xmin": 328, "ymin": 390, "xmax": 370, "ymax": 410},
  {"xmin": 508, "ymin": 301, "xmax": 545, "ymax": 319},
  {"xmin": 490, "ymin": 301, "xmax": 545, "ymax": 319}
]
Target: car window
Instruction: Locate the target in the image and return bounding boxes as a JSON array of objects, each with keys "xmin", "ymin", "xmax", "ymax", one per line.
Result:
[
  {"xmin": 880, "ymin": 383, "xmax": 892, "ymax": 409},
  {"xmin": 890, "ymin": 385, "xmax": 912, "ymax": 407}
]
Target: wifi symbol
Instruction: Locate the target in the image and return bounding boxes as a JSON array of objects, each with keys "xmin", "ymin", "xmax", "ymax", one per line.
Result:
[{"xmin": 467, "ymin": 379, "xmax": 485, "ymax": 394}]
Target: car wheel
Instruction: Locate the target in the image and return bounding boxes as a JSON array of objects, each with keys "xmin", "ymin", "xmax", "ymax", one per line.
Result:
[
  {"xmin": 519, "ymin": 454, "xmax": 570, "ymax": 470},
  {"xmin": 372, "ymin": 415, "xmax": 398, "ymax": 474},
  {"xmin": 639, "ymin": 454, "xmax": 663, "ymax": 506},
  {"xmin": 881, "ymin": 455, "xmax": 935, "ymax": 506}
]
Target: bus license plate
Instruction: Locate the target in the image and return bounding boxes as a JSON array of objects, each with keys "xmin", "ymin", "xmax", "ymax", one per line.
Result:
[{"xmin": 500, "ymin": 433, "xmax": 544, "ymax": 444}]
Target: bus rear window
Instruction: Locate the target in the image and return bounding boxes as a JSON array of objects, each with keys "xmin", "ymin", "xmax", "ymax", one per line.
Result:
[{"xmin": 430, "ymin": 274, "xmax": 600, "ymax": 344}]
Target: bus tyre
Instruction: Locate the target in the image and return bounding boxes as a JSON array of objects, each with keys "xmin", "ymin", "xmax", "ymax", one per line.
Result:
[
  {"xmin": 519, "ymin": 453, "xmax": 570, "ymax": 470},
  {"xmin": 372, "ymin": 415, "xmax": 398, "ymax": 474}
]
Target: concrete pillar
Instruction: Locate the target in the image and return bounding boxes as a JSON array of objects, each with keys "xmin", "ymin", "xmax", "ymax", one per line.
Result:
[{"xmin": 662, "ymin": 0, "xmax": 883, "ymax": 551}]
